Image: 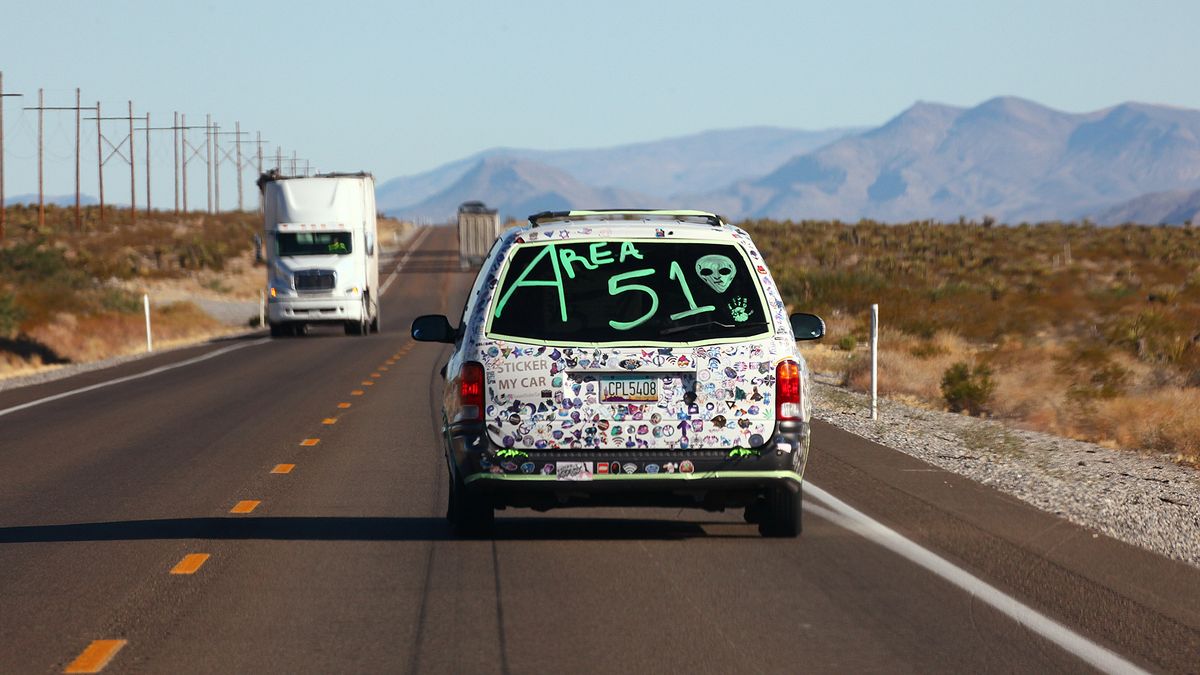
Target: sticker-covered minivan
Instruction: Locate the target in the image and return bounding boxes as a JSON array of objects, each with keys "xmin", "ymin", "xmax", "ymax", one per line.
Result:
[{"xmin": 412, "ymin": 210, "xmax": 824, "ymax": 537}]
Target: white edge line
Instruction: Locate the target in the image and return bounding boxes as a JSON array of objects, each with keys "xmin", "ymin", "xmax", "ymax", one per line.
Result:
[
  {"xmin": 804, "ymin": 482, "xmax": 1149, "ymax": 675},
  {"xmin": 379, "ymin": 226, "xmax": 432, "ymax": 297},
  {"xmin": 0, "ymin": 338, "xmax": 271, "ymax": 418}
]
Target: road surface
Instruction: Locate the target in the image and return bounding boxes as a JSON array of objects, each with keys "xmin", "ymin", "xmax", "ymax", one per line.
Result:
[{"xmin": 2, "ymin": 226, "xmax": 1198, "ymax": 673}]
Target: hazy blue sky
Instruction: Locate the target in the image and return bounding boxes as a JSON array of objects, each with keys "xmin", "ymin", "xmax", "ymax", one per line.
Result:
[{"xmin": 1, "ymin": 0, "xmax": 1198, "ymax": 205}]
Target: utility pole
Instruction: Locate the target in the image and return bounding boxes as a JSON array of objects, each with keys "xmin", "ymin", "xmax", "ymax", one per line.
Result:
[
  {"xmin": 235, "ymin": 121, "xmax": 242, "ymax": 208},
  {"xmin": 212, "ymin": 122, "xmax": 220, "ymax": 212},
  {"xmin": 144, "ymin": 113, "xmax": 150, "ymax": 212},
  {"xmin": 128, "ymin": 101, "xmax": 136, "ymax": 225},
  {"xmin": 177, "ymin": 114, "xmax": 208, "ymax": 213},
  {"xmin": 205, "ymin": 114, "xmax": 212, "ymax": 213},
  {"xmin": 87, "ymin": 102, "xmax": 140, "ymax": 227},
  {"xmin": 76, "ymin": 90, "xmax": 82, "ymax": 230},
  {"xmin": 234, "ymin": 122, "xmax": 243, "ymax": 210},
  {"xmin": 173, "ymin": 112, "xmax": 179, "ymax": 213},
  {"xmin": 37, "ymin": 89, "xmax": 43, "ymax": 228},
  {"xmin": 214, "ymin": 125, "xmax": 246, "ymax": 212},
  {"xmin": 137, "ymin": 113, "xmax": 176, "ymax": 212},
  {"xmin": 96, "ymin": 101, "xmax": 104, "ymax": 226},
  {"xmin": 136, "ymin": 117, "xmax": 189, "ymax": 215},
  {"xmin": 0, "ymin": 72, "xmax": 24, "ymax": 239},
  {"xmin": 253, "ymin": 131, "xmax": 270, "ymax": 212},
  {"xmin": 24, "ymin": 91, "xmax": 95, "ymax": 232}
]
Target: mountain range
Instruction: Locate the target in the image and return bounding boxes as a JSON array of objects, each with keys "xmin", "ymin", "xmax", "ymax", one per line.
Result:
[{"xmin": 379, "ymin": 97, "xmax": 1200, "ymax": 225}]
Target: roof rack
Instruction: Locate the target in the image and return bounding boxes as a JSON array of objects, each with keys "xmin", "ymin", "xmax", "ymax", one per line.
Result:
[{"xmin": 527, "ymin": 209, "xmax": 722, "ymax": 228}]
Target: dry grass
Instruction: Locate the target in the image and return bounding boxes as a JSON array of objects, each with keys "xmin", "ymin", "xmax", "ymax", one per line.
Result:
[
  {"xmin": 751, "ymin": 219, "xmax": 1200, "ymax": 466},
  {"xmin": 24, "ymin": 302, "xmax": 228, "ymax": 364}
]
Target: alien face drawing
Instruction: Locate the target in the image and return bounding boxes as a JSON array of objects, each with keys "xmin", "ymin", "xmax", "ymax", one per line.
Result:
[{"xmin": 696, "ymin": 255, "xmax": 735, "ymax": 293}]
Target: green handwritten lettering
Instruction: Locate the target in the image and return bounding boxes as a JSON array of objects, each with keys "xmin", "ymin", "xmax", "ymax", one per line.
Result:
[
  {"xmin": 619, "ymin": 241, "xmax": 643, "ymax": 262},
  {"xmin": 608, "ymin": 268, "xmax": 659, "ymax": 330},
  {"xmin": 494, "ymin": 244, "xmax": 568, "ymax": 322},
  {"xmin": 558, "ymin": 247, "xmax": 596, "ymax": 279},
  {"xmin": 668, "ymin": 260, "xmax": 716, "ymax": 320},
  {"xmin": 589, "ymin": 242, "xmax": 614, "ymax": 266}
]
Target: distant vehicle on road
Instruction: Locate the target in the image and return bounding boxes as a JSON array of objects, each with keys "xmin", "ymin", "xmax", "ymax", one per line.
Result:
[
  {"xmin": 412, "ymin": 210, "xmax": 825, "ymax": 537},
  {"xmin": 260, "ymin": 171, "xmax": 381, "ymax": 337},
  {"xmin": 457, "ymin": 200, "xmax": 501, "ymax": 269}
]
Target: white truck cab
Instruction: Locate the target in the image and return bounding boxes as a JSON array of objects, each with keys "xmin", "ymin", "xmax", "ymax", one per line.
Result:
[{"xmin": 260, "ymin": 172, "xmax": 380, "ymax": 337}]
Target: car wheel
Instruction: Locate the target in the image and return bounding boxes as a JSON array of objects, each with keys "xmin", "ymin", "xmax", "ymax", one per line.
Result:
[
  {"xmin": 370, "ymin": 300, "xmax": 381, "ymax": 333},
  {"xmin": 269, "ymin": 323, "xmax": 288, "ymax": 338},
  {"xmin": 758, "ymin": 483, "xmax": 802, "ymax": 538},
  {"xmin": 448, "ymin": 473, "xmax": 494, "ymax": 537}
]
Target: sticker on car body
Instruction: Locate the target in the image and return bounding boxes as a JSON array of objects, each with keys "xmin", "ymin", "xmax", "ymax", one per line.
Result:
[{"xmin": 556, "ymin": 461, "xmax": 593, "ymax": 481}]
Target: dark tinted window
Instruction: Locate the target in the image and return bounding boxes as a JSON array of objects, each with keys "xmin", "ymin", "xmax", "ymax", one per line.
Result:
[
  {"xmin": 489, "ymin": 240, "xmax": 769, "ymax": 343},
  {"xmin": 276, "ymin": 232, "xmax": 352, "ymax": 256}
]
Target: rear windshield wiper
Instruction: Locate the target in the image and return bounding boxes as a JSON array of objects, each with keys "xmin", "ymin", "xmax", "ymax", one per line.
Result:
[{"xmin": 660, "ymin": 320, "xmax": 768, "ymax": 336}]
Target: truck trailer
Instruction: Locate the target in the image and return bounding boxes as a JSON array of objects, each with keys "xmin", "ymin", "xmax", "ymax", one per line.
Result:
[
  {"xmin": 457, "ymin": 200, "xmax": 501, "ymax": 269},
  {"xmin": 260, "ymin": 172, "xmax": 380, "ymax": 337}
]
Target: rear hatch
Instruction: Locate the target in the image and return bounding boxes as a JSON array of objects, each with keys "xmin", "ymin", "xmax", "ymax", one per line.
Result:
[{"xmin": 479, "ymin": 236, "xmax": 782, "ymax": 451}]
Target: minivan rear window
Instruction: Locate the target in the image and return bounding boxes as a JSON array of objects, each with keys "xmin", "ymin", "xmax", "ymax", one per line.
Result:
[{"xmin": 488, "ymin": 240, "xmax": 770, "ymax": 344}]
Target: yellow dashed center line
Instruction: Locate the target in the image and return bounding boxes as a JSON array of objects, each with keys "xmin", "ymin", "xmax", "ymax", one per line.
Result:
[
  {"xmin": 64, "ymin": 639, "xmax": 126, "ymax": 673},
  {"xmin": 230, "ymin": 500, "xmax": 260, "ymax": 514},
  {"xmin": 337, "ymin": 402, "xmax": 352, "ymax": 408},
  {"xmin": 351, "ymin": 390, "xmax": 364, "ymax": 396},
  {"xmin": 370, "ymin": 372, "xmax": 381, "ymax": 378},
  {"xmin": 322, "ymin": 418, "xmax": 337, "ymax": 425},
  {"xmin": 170, "ymin": 553, "xmax": 210, "ymax": 575},
  {"xmin": 361, "ymin": 381, "xmax": 374, "ymax": 386},
  {"xmin": 300, "ymin": 438, "xmax": 320, "ymax": 446},
  {"xmin": 272, "ymin": 463, "xmax": 295, "ymax": 474}
]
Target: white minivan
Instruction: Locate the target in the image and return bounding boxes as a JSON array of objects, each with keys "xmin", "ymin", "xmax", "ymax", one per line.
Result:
[{"xmin": 412, "ymin": 210, "xmax": 824, "ymax": 537}]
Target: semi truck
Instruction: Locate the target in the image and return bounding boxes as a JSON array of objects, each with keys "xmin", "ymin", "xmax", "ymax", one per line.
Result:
[
  {"xmin": 457, "ymin": 200, "xmax": 501, "ymax": 269},
  {"xmin": 260, "ymin": 171, "xmax": 380, "ymax": 337}
]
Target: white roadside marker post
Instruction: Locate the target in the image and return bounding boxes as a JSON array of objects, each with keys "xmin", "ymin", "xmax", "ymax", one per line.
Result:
[
  {"xmin": 259, "ymin": 289, "xmax": 265, "ymax": 329},
  {"xmin": 144, "ymin": 293, "xmax": 153, "ymax": 352},
  {"xmin": 870, "ymin": 303, "xmax": 878, "ymax": 421}
]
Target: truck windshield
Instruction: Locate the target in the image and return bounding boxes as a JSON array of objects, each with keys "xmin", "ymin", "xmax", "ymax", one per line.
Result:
[
  {"xmin": 488, "ymin": 240, "xmax": 770, "ymax": 344},
  {"xmin": 276, "ymin": 232, "xmax": 352, "ymax": 256}
]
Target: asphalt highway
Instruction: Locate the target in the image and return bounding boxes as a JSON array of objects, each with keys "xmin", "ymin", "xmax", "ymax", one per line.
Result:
[{"xmin": 2, "ymin": 226, "xmax": 1198, "ymax": 673}]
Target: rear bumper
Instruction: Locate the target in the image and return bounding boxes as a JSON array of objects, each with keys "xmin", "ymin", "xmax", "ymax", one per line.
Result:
[
  {"xmin": 268, "ymin": 296, "xmax": 363, "ymax": 324},
  {"xmin": 445, "ymin": 420, "xmax": 810, "ymax": 511}
]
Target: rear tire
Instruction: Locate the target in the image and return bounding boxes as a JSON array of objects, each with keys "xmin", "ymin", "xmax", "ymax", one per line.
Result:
[
  {"xmin": 448, "ymin": 473, "xmax": 494, "ymax": 538},
  {"xmin": 370, "ymin": 301, "xmax": 381, "ymax": 334},
  {"xmin": 269, "ymin": 323, "xmax": 287, "ymax": 338},
  {"xmin": 758, "ymin": 483, "xmax": 802, "ymax": 538}
]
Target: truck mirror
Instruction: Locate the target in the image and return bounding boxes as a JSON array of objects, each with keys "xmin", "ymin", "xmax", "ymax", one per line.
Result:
[
  {"xmin": 789, "ymin": 313, "xmax": 825, "ymax": 341},
  {"xmin": 411, "ymin": 314, "xmax": 456, "ymax": 343},
  {"xmin": 365, "ymin": 231, "xmax": 375, "ymax": 256}
]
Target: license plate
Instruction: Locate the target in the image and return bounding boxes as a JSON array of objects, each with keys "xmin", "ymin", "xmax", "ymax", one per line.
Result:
[{"xmin": 600, "ymin": 375, "xmax": 659, "ymax": 403}]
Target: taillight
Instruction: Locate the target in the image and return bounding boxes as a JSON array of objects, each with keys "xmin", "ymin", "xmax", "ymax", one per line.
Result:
[
  {"xmin": 459, "ymin": 361, "xmax": 485, "ymax": 422},
  {"xmin": 776, "ymin": 360, "xmax": 802, "ymax": 421}
]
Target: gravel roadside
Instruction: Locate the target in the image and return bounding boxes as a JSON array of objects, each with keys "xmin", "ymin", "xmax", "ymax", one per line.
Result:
[{"xmin": 811, "ymin": 374, "xmax": 1200, "ymax": 569}]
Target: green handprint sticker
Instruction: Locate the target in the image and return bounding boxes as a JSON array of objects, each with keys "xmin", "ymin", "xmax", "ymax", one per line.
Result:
[{"xmin": 728, "ymin": 297, "xmax": 754, "ymax": 323}]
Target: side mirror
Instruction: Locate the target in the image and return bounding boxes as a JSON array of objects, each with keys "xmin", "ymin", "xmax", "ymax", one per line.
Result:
[
  {"xmin": 365, "ymin": 231, "xmax": 376, "ymax": 256},
  {"xmin": 411, "ymin": 314, "xmax": 457, "ymax": 343},
  {"xmin": 789, "ymin": 313, "xmax": 825, "ymax": 341}
]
